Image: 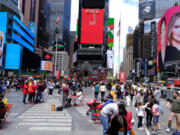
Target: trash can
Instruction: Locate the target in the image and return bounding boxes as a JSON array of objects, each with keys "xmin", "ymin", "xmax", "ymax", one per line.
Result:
[{"xmin": 51, "ymin": 104, "xmax": 55, "ymax": 112}]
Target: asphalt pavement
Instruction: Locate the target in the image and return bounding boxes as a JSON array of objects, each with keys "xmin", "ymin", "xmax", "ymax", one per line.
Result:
[{"xmin": 0, "ymin": 87, "xmax": 177, "ymax": 135}]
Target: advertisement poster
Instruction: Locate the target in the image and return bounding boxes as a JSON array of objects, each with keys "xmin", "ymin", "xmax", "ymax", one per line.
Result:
[
  {"xmin": 107, "ymin": 50, "xmax": 113, "ymax": 69},
  {"xmin": 0, "ymin": 31, "xmax": 4, "ymax": 67},
  {"xmin": 41, "ymin": 61, "xmax": 53, "ymax": 72},
  {"xmin": 29, "ymin": 22, "xmax": 36, "ymax": 36},
  {"xmin": 120, "ymin": 72, "xmax": 126, "ymax": 84},
  {"xmin": 139, "ymin": 0, "xmax": 155, "ymax": 20},
  {"xmin": 81, "ymin": 9, "xmax": 104, "ymax": 44},
  {"xmin": 157, "ymin": 5, "xmax": 180, "ymax": 72}
]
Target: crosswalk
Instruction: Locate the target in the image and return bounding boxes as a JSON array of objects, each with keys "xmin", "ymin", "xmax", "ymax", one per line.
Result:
[{"xmin": 15, "ymin": 99, "xmax": 72, "ymax": 131}]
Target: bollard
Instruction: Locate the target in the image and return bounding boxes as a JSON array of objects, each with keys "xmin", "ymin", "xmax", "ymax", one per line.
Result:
[{"xmin": 51, "ymin": 104, "xmax": 55, "ymax": 112}]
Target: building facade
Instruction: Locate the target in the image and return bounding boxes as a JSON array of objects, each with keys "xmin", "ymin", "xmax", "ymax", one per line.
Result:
[
  {"xmin": 0, "ymin": 0, "xmax": 20, "ymax": 18},
  {"xmin": 63, "ymin": 0, "xmax": 71, "ymax": 54},
  {"xmin": 49, "ymin": 0, "xmax": 64, "ymax": 46},
  {"xmin": 0, "ymin": 12, "xmax": 40, "ymax": 75},
  {"xmin": 54, "ymin": 51, "xmax": 69, "ymax": 72}
]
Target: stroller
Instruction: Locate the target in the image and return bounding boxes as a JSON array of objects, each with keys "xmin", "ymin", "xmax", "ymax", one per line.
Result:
[{"xmin": 62, "ymin": 96, "xmax": 72, "ymax": 108}]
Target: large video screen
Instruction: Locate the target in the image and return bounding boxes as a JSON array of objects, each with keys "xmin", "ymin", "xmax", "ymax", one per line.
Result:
[
  {"xmin": 157, "ymin": 5, "xmax": 180, "ymax": 72},
  {"xmin": 5, "ymin": 44, "xmax": 21, "ymax": 70},
  {"xmin": 80, "ymin": 9, "xmax": 104, "ymax": 45}
]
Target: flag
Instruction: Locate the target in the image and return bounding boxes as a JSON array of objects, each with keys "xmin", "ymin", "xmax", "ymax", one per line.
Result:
[
  {"xmin": 117, "ymin": 20, "xmax": 121, "ymax": 37},
  {"xmin": 56, "ymin": 16, "xmax": 60, "ymax": 24}
]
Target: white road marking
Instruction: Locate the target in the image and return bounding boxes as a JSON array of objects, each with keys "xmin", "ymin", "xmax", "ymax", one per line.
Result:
[
  {"xmin": 18, "ymin": 115, "xmax": 72, "ymax": 119},
  {"xmin": 145, "ymin": 126, "xmax": 150, "ymax": 135},
  {"xmin": 19, "ymin": 118, "xmax": 72, "ymax": 122},
  {"xmin": 18, "ymin": 122, "xmax": 72, "ymax": 126},
  {"xmin": 29, "ymin": 127, "xmax": 71, "ymax": 131}
]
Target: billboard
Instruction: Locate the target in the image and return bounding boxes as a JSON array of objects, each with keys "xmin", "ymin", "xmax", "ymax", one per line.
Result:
[
  {"xmin": 0, "ymin": 31, "xmax": 4, "ymax": 67},
  {"xmin": 107, "ymin": 50, "xmax": 113, "ymax": 69},
  {"xmin": 107, "ymin": 18, "xmax": 114, "ymax": 47},
  {"xmin": 80, "ymin": 9, "xmax": 104, "ymax": 45},
  {"xmin": 41, "ymin": 61, "xmax": 53, "ymax": 72},
  {"xmin": 139, "ymin": 0, "xmax": 155, "ymax": 20},
  {"xmin": 29, "ymin": 22, "xmax": 36, "ymax": 36},
  {"xmin": 157, "ymin": 5, "xmax": 180, "ymax": 72},
  {"xmin": 5, "ymin": 44, "xmax": 22, "ymax": 70}
]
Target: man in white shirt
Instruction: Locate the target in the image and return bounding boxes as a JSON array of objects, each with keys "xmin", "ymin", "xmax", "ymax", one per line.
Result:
[{"xmin": 99, "ymin": 103, "xmax": 120, "ymax": 135}]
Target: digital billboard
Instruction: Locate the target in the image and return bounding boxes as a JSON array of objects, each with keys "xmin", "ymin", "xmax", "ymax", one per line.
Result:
[
  {"xmin": 157, "ymin": 5, "xmax": 180, "ymax": 72},
  {"xmin": 5, "ymin": 44, "xmax": 21, "ymax": 70},
  {"xmin": 139, "ymin": 0, "xmax": 155, "ymax": 20},
  {"xmin": 0, "ymin": 31, "xmax": 4, "ymax": 67},
  {"xmin": 41, "ymin": 61, "xmax": 53, "ymax": 72},
  {"xmin": 80, "ymin": 9, "xmax": 104, "ymax": 45}
]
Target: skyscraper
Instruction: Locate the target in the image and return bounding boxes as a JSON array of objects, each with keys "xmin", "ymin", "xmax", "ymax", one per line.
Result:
[{"xmin": 49, "ymin": 0, "xmax": 64, "ymax": 46}]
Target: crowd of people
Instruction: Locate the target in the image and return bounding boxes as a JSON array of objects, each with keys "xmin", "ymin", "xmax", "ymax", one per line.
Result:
[
  {"xmin": 90, "ymin": 80, "xmax": 180, "ymax": 135},
  {"xmin": 0, "ymin": 77, "xmax": 180, "ymax": 135}
]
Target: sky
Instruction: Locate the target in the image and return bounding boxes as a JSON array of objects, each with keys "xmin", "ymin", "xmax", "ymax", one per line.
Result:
[{"xmin": 70, "ymin": 0, "xmax": 139, "ymax": 74}]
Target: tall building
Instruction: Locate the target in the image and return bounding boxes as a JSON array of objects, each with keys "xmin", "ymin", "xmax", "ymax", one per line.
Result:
[
  {"xmin": 156, "ymin": 0, "xmax": 180, "ymax": 18},
  {"xmin": 63, "ymin": 0, "xmax": 71, "ymax": 54},
  {"xmin": 0, "ymin": 0, "xmax": 20, "ymax": 18},
  {"xmin": 54, "ymin": 51, "xmax": 69, "ymax": 72},
  {"xmin": 18, "ymin": 0, "xmax": 50, "ymax": 57},
  {"xmin": 49, "ymin": 0, "xmax": 64, "ymax": 46},
  {"xmin": 77, "ymin": 0, "xmax": 109, "ymax": 68}
]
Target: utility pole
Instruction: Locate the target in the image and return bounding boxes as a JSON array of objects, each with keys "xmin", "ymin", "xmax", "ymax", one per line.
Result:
[{"xmin": 54, "ymin": 26, "xmax": 59, "ymax": 77}]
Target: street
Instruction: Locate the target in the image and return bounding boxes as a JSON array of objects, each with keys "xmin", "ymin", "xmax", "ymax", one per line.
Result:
[{"xmin": 0, "ymin": 87, "xmax": 178, "ymax": 135}]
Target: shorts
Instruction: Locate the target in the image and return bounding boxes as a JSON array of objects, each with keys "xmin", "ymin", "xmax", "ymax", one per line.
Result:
[
  {"xmin": 169, "ymin": 112, "xmax": 180, "ymax": 131},
  {"xmin": 153, "ymin": 115, "xmax": 159, "ymax": 124}
]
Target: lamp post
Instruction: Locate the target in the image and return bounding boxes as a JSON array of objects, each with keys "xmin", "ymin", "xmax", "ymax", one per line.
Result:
[{"xmin": 54, "ymin": 27, "xmax": 59, "ymax": 77}]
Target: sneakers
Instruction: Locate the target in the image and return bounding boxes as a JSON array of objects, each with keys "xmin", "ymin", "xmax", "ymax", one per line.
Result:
[
  {"xmin": 138, "ymin": 127, "xmax": 144, "ymax": 130},
  {"xmin": 166, "ymin": 128, "xmax": 171, "ymax": 133}
]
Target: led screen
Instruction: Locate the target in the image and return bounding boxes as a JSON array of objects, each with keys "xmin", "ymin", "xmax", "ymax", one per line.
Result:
[
  {"xmin": 80, "ymin": 9, "xmax": 104, "ymax": 45},
  {"xmin": 5, "ymin": 44, "xmax": 21, "ymax": 70},
  {"xmin": 157, "ymin": 5, "xmax": 180, "ymax": 72}
]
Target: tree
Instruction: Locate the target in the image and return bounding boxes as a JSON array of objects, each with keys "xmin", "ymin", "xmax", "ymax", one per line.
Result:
[{"xmin": 174, "ymin": 2, "xmax": 178, "ymax": 6}]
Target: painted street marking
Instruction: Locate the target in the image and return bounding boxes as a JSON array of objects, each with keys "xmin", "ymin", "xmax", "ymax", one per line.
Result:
[
  {"xmin": 18, "ymin": 122, "xmax": 72, "ymax": 127},
  {"xmin": 29, "ymin": 126, "xmax": 71, "ymax": 131},
  {"xmin": 19, "ymin": 118, "xmax": 72, "ymax": 122},
  {"xmin": 18, "ymin": 115, "xmax": 72, "ymax": 119},
  {"xmin": 22, "ymin": 113, "xmax": 70, "ymax": 116}
]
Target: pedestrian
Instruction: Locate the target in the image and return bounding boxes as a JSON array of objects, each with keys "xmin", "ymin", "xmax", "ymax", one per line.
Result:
[
  {"xmin": 28, "ymin": 80, "xmax": 34, "ymax": 104},
  {"xmin": 94, "ymin": 82, "xmax": 100, "ymax": 99},
  {"xmin": 154, "ymin": 87, "xmax": 161, "ymax": 105},
  {"xmin": 166, "ymin": 91, "xmax": 180, "ymax": 133},
  {"xmin": 137, "ymin": 101, "xmax": 147, "ymax": 130},
  {"xmin": 99, "ymin": 102, "xmax": 120, "ymax": 135},
  {"xmin": 111, "ymin": 83, "xmax": 116, "ymax": 102},
  {"xmin": 48, "ymin": 80, "xmax": 55, "ymax": 96},
  {"xmin": 22, "ymin": 81, "xmax": 28, "ymax": 104},
  {"xmin": 144, "ymin": 89, "xmax": 154, "ymax": 127},
  {"xmin": 62, "ymin": 83, "xmax": 70, "ymax": 107},
  {"xmin": 116, "ymin": 84, "xmax": 121, "ymax": 101},
  {"xmin": 152, "ymin": 99, "xmax": 161, "ymax": 134},
  {"xmin": 100, "ymin": 83, "xmax": 107, "ymax": 100}
]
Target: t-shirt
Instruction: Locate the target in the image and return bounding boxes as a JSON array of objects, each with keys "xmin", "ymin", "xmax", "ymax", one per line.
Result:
[
  {"xmin": 152, "ymin": 104, "xmax": 160, "ymax": 116},
  {"xmin": 100, "ymin": 103, "xmax": 118, "ymax": 117},
  {"xmin": 171, "ymin": 98, "xmax": 180, "ymax": 113},
  {"xmin": 154, "ymin": 90, "xmax": 161, "ymax": 101},
  {"xmin": 94, "ymin": 84, "xmax": 99, "ymax": 92}
]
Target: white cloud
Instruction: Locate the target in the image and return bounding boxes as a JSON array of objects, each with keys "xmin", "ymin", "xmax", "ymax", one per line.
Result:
[{"xmin": 109, "ymin": 0, "xmax": 138, "ymax": 74}]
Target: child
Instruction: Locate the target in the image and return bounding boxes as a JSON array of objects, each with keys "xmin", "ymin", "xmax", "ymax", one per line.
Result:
[
  {"xmin": 152, "ymin": 99, "xmax": 161, "ymax": 133},
  {"xmin": 137, "ymin": 101, "xmax": 147, "ymax": 130}
]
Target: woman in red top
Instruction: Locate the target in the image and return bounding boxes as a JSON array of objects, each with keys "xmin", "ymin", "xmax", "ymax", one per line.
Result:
[{"xmin": 22, "ymin": 81, "xmax": 29, "ymax": 104}]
